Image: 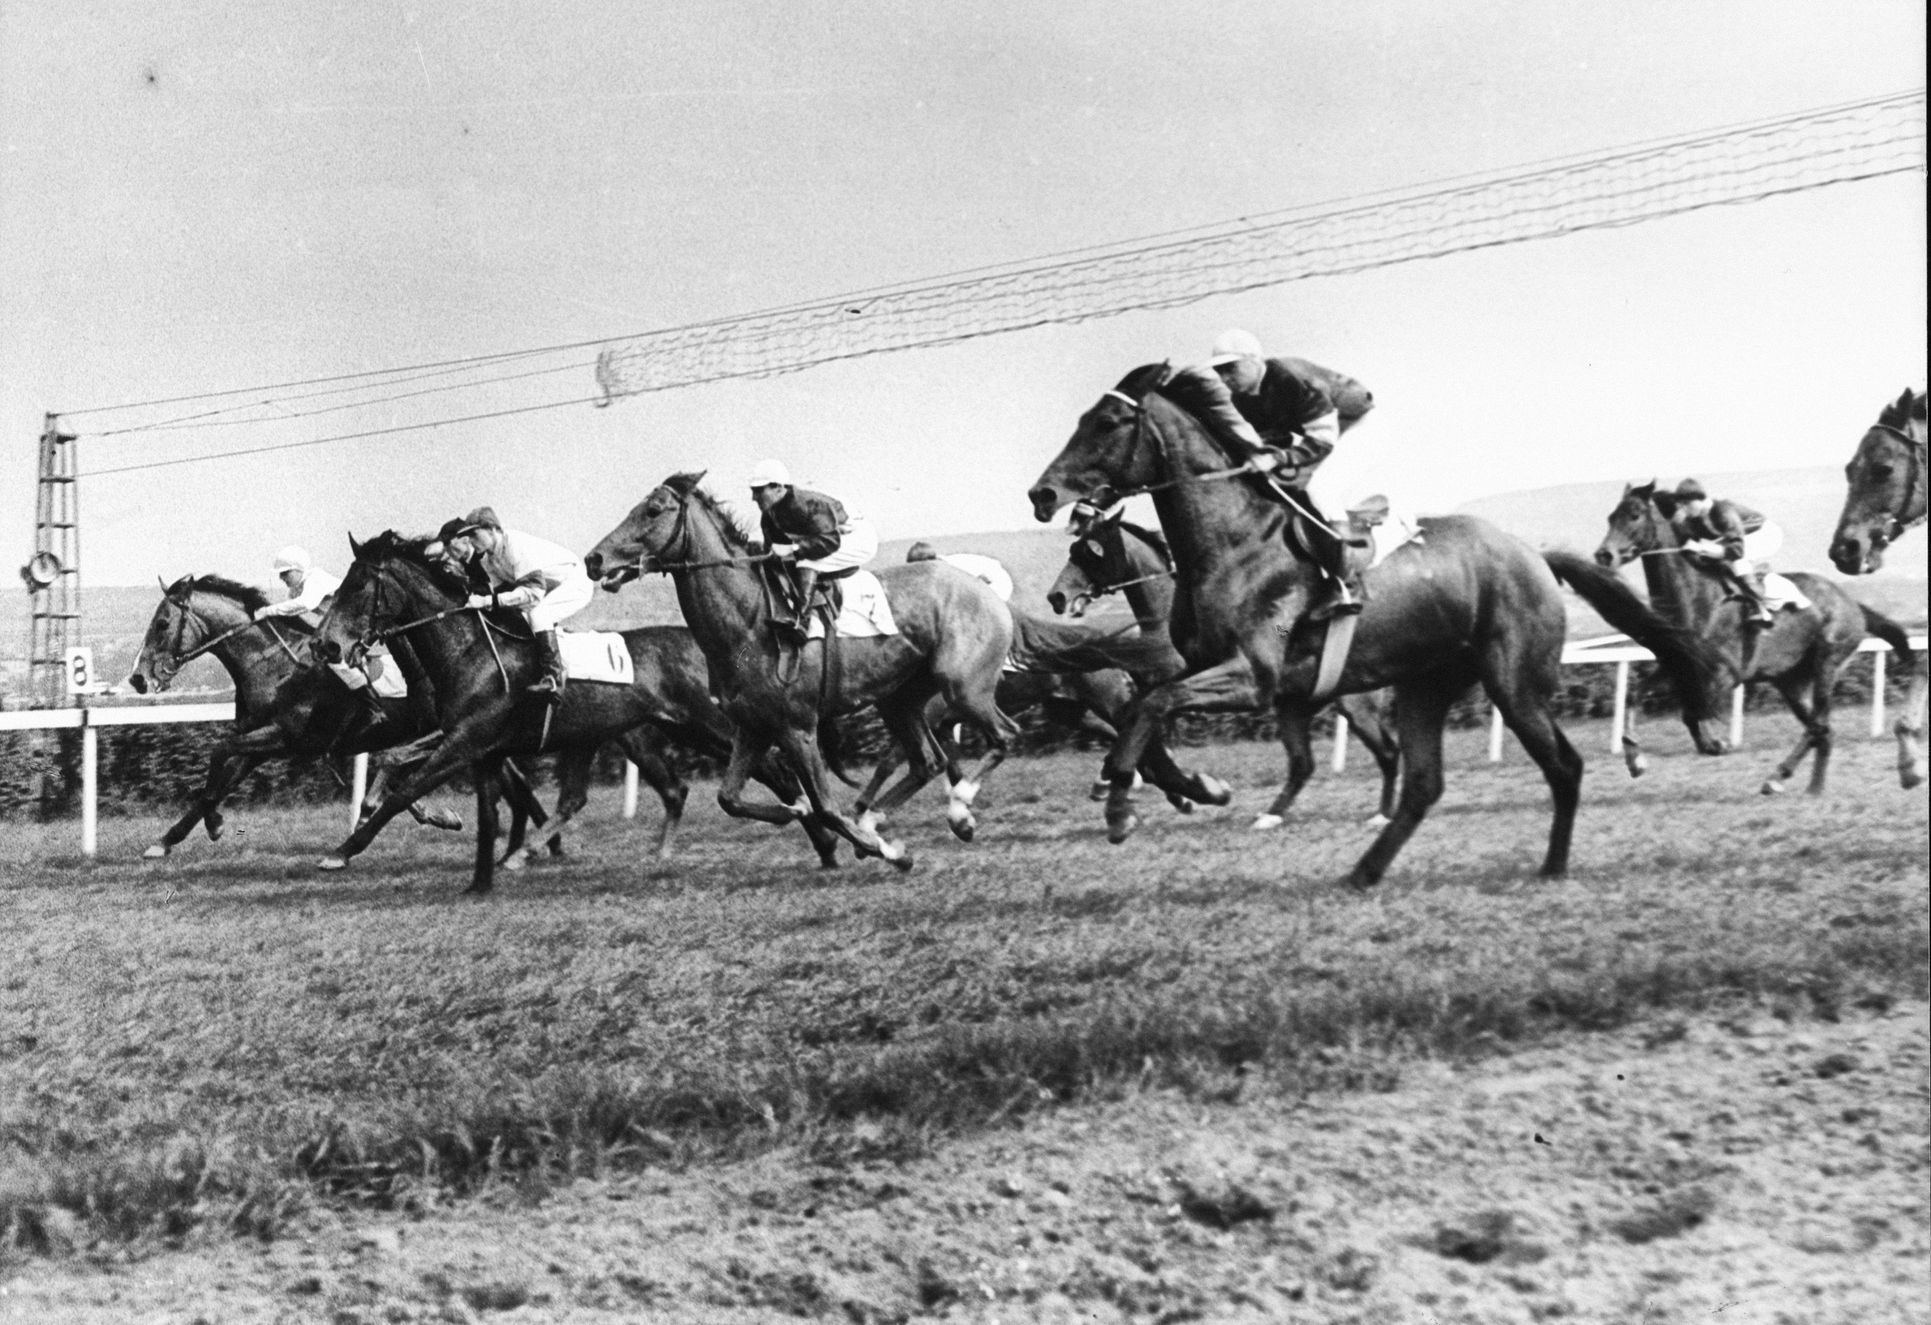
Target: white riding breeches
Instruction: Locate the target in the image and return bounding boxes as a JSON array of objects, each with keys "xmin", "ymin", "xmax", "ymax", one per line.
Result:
[
  {"xmin": 1738, "ymin": 521, "xmax": 1783, "ymax": 575},
  {"xmin": 799, "ymin": 518, "xmax": 879, "ymax": 574},
  {"xmin": 526, "ymin": 573, "xmax": 595, "ymax": 632}
]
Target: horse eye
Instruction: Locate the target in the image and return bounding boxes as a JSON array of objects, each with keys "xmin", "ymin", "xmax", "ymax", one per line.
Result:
[
  {"xmin": 1870, "ymin": 463, "xmax": 1893, "ymax": 482},
  {"xmin": 1084, "ymin": 540, "xmax": 1105, "ymax": 557}
]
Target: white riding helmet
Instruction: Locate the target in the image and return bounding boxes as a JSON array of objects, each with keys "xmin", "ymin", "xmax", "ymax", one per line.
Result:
[
  {"xmin": 272, "ymin": 545, "xmax": 312, "ymax": 574},
  {"xmin": 1208, "ymin": 329, "xmax": 1264, "ymax": 366},
  {"xmin": 747, "ymin": 458, "xmax": 792, "ymax": 489}
]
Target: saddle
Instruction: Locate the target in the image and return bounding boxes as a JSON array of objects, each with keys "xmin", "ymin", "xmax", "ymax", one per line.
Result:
[
  {"xmin": 1280, "ymin": 494, "xmax": 1381, "ymax": 587},
  {"xmin": 769, "ymin": 566, "xmax": 855, "ymax": 686}
]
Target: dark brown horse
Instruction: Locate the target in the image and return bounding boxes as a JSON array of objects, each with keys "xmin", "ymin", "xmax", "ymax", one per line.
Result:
[
  {"xmin": 315, "ymin": 531, "xmax": 840, "ymax": 892},
  {"xmin": 1827, "ymin": 387, "xmax": 1929, "ymax": 788},
  {"xmin": 585, "ymin": 473, "xmax": 1019, "ymax": 868},
  {"xmin": 1027, "ymin": 364, "xmax": 1726, "ymax": 887},
  {"xmin": 1596, "ymin": 482, "xmax": 1922, "ymax": 793},
  {"xmin": 128, "ymin": 575, "xmax": 499, "ymax": 858},
  {"xmin": 1048, "ymin": 507, "xmax": 1403, "ymax": 827}
]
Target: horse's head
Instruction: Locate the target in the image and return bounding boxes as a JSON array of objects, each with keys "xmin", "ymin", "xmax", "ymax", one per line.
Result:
[
  {"xmin": 1594, "ymin": 481, "xmax": 1670, "ymax": 568},
  {"xmin": 1029, "ymin": 364, "xmax": 1174, "ymax": 523},
  {"xmin": 1830, "ymin": 387, "xmax": 1926, "ymax": 575},
  {"xmin": 315, "ymin": 532, "xmax": 463, "ymax": 667},
  {"xmin": 128, "ymin": 574, "xmax": 267, "ymax": 693},
  {"xmin": 585, "ymin": 471, "xmax": 716, "ymax": 588}
]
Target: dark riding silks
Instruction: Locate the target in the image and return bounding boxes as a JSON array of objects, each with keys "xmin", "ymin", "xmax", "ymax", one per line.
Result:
[
  {"xmin": 1167, "ymin": 356, "xmax": 1373, "ymax": 472},
  {"xmin": 1674, "ymin": 499, "xmax": 1766, "ymax": 562},
  {"xmin": 758, "ymin": 487, "xmax": 849, "ymax": 561}
]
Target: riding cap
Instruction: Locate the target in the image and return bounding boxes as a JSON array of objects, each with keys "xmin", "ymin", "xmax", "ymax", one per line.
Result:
[
  {"xmin": 1208, "ymin": 329, "xmax": 1265, "ymax": 366},
  {"xmin": 434, "ymin": 506, "xmax": 502, "ymax": 546},
  {"xmin": 1673, "ymin": 478, "xmax": 1708, "ymax": 502},
  {"xmin": 906, "ymin": 541, "xmax": 938, "ymax": 562},
  {"xmin": 747, "ymin": 458, "xmax": 791, "ymax": 489},
  {"xmin": 272, "ymin": 545, "xmax": 311, "ymax": 573}
]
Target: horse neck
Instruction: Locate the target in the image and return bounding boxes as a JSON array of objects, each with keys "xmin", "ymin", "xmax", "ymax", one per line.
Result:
[
  {"xmin": 1633, "ymin": 511, "xmax": 1723, "ymax": 625},
  {"xmin": 1142, "ymin": 399, "xmax": 1293, "ymax": 590},
  {"xmin": 381, "ymin": 572, "xmax": 505, "ymax": 699},
  {"xmin": 664, "ymin": 504, "xmax": 767, "ymax": 673},
  {"xmin": 1118, "ymin": 533, "xmax": 1175, "ymax": 630},
  {"xmin": 191, "ymin": 591, "xmax": 294, "ymax": 699}
]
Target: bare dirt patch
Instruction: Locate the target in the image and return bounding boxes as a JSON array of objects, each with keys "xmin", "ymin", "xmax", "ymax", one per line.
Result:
[{"xmin": 7, "ymin": 1004, "xmax": 1925, "ymax": 1324}]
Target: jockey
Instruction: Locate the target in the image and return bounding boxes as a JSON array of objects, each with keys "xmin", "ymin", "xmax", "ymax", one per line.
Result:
[
  {"xmin": 906, "ymin": 541, "xmax": 1015, "ymax": 602},
  {"xmin": 435, "ymin": 506, "xmax": 593, "ymax": 702},
  {"xmin": 1165, "ymin": 330, "xmax": 1375, "ymax": 621},
  {"xmin": 255, "ymin": 546, "xmax": 342, "ymax": 621},
  {"xmin": 748, "ymin": 460, "xmax": 879, "ymax": 642},
  {"xmin": 1670, "ymin": 479, "xmax": 1780, "ymax": 626}
]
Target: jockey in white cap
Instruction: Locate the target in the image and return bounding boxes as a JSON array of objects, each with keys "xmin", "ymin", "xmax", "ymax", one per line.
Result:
[
  {"xmin": 255, "ymin": 545, "xmax": 343, "ymax": 620},
  {"xmin": 1669, "ymin": 478, "xmax": 1781, "ymax": 626},
  {"xmin": 748, "ymin": 460, "xmax": 879, "ymax": 642},
  {"xmin": 434, "ymin": 506, "xmax": 593, "ymax": 703},
  {"xmin": 1165, "ymin": 330, "xmax": 1375, "ymax": 621}
]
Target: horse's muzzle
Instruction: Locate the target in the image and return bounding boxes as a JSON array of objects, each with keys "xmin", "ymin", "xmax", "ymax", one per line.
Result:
[
  {"xmin": 1028, "ymin": 486, "xmax": 1063, "ymax": 524},
  {"xmin": 1593, "ymin": 547, "xmax": 1617, "ymax": 569},
  {"xmin": 127, "ymin": 672, "xmax": 148, "ymax": 695}
]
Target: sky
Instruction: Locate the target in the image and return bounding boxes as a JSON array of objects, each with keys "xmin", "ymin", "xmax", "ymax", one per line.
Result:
[{"xmin": 1, "ymin": 0, "xmax": 1923, "ymax": 590}]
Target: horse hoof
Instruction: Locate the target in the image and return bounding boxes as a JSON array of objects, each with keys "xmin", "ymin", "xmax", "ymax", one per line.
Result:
[
  {"xmin": 501, "ymin": 851, "xmax": 529, "ymax": 872},
  {"xmin": 1105, "ymin": 812, "xmax": 1140, "ymax": 845},
  {"xmin": 317, "ymin": 856, "xmax": 349, "ymax": 872},
  {"xmin": 205, "ymin": 823, "xmax": 223, "ymax": 843},
  {"xmin": 856, "ymin": 810, "xmax": 881, "ymax": 837},
  {"xmin": 1759, "ymin": 779, "xmax": 1785, "ymax": 796},
  {"xmin": 1250, "ymin": 813, "xmax": 1284, "ymax": 832},
  {"xmin": 142, "ymin": 843, "xmax": 169, "ymax": 860},
  {"xmin": 1166, "ymin": 795, "xmax": 1194, "ymax": 814},
  {"xmin": 879, "ymin": 839, "xmax": 913, "ymax": 871},
  {"xmin": 1625, "ymin": 756, "xmax": 1648, "ymax": 779},
  {"xmin": 1343, "ymin": 870, "xmax": 1379, "ymax": 891},
  {"xmin": 422, "ymin": 810, "xmax": 463, "ymax": 832},
  {"xmin": 1197, "ymin": 775, "xmax": 1232, "ymax": 807},
  {"xmin": 1902, "ymin": 768, "xmax": 1926, "ymax": 791},
  {"xmin": 954, "ymin": 779, "xmax": 981, "ymax": 807},
  {"xmin": 947, "ymin": 812, "xmax": 976, "ymax": 843},
  {"xmin": 1088, "ymin": 780, "xmax": 1110, "ymax": 802},
  {"xmin": 1364, "ymin": 813, "xmax": 1392, "ymax": 830}
]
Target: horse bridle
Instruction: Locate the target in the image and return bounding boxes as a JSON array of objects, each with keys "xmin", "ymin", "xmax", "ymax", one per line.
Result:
[
  {"xmin": 1863, "ymin": 421, "xmax": 1928, "ymax": 548},
  {"xmin": 153, "ymin": 592, "xmax": 301, "ymax": 682},
  {"xmin": 1089, "ymin": 388, "xmax": 1255, "ymax": 504},
  {"xmin": 624, "ymin": 485, "xmax": 778, "ymax": 577},
  {"xmin": 1067, "ymin": 514, "xmax": 1174, "ymax": 614}
]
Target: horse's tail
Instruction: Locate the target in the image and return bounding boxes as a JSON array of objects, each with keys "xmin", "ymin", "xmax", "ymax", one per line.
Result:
[
  {"xmin": 1005, "ymin": 609, "xmax": 1182, "ymax": 681},
  {"xmin": 1858, "ymin": 603, "xmax": 1918, "ymax": 672},
  {"xmin": 1543, "ymin": 551, "xmax": 1729, "ymax": 723},
  {"xmin": 818, "ymin": 714, "xmax": 858, "ymax": 787}
]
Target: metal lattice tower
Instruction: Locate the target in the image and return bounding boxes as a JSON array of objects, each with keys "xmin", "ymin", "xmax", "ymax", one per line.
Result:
[{"xmin": 23, "ymin": 414, "xmax": 81, "ymax": 708}]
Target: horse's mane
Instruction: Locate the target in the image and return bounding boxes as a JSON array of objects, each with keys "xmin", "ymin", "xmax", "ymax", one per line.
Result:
[
  {"xmin": 168, "ymin": 574, "xmax": 271, "ymax": 615},
  {"xmin": 1115, "ymin": 519, "xmax": 1173, "ymax": 568},
  {"xmin": 664, "ymin": 472, "xmax": 763, "ymax": 548},
  {"xmin": 355, "ymin": 530, "xmax": 469, "ymax": 596},
  {"xmin": 1116, "ymin": 361, "xmax": 1177, "ymax": 399},
  {"xmin": 1878, "ymin": 387, "xmax": 1927, "ymax": 431}
]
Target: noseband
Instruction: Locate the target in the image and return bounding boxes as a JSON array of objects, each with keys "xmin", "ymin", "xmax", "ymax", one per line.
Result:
[{"xmin": 1864, "ymin": 421, "xmax": 1928, "ymax": 546}]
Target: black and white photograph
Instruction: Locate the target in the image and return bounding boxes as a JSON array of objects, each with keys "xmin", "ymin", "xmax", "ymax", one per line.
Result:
[{"xmin": 1, "ymin": 2, "xmax": 1925, "ymax": 1320}]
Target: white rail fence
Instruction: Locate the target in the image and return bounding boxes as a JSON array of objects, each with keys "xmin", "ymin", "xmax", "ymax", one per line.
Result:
[{"xmin": 2, "ymin": 635, "xmax": 1920, "ymax": 857}]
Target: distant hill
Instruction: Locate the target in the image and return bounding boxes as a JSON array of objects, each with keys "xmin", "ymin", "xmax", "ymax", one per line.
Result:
[{"xmin": 5, "ymin": 468, "xmax": 1918, "ymax": 702}]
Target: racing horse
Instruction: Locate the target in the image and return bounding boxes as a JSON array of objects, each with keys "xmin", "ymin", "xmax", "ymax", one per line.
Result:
[
  {"xmin": 128, "ymin": 574, "xmax": 521, "ymax": 858},
  {"xmin": 315, "ymin": 531, "xmax": 841, "ymax": 892},
  {"xmin": 585, "ymin": 473, "xmax": 1020, "ymax": 868},
  {"xmin": 1048, "ymin": 507, "xmax": 1403, "ymax": 827},
  {"xmin": 1826, "ymin": 387, "xmax": 1929, "ymax": 788},
  {"xmin": 1027, "ymin": 363, "xmax": 1727, "ymax": 888},
  {"xmin": 1595, "ymin": 481, "xmax": 1922, "ymax": 794}
]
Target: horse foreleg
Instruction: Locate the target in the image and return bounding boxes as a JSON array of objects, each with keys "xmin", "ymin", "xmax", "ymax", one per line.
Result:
[
  {"xmin": 750, "ymin": 750, "xmax": 842, "ymax": 868},
  {"xmin": 1760, "ymin": 674, "xmax": 1825, "ymax": 796},
  {"xmin": 1621, "ymin": 698, "xmax": 1647, "ymax": 778},
  {"xmin": 469, "ymin": 756, "xmax": 504, "ymax": 895},
  {"xmin": 612, "ymin": 728, "xmax": 689, "ymax": 858},
  {"xmin": 1348, "ymin": 680, "xmax": 1460, "ymax": 889},
  {"xmin": 1338, "ymin": 691, "xmax": 1400, "ymax": 823},
  {"xmin": 1253, "ymin": 698, "xmax": 1319, "ymax": 831},
  {"xmin": 1102, "ymin": 658, "xmax": 1256, "ymax": 843},
  {"xmin": 1896, "ymin": 652, "xmax": 1929, "ymax": 790},
  {"xmin": 773, "ymin": 722, "xmax": 912, "ymax": 869},
  {"xmin": 318, "ymin": 735, "xmax": 473, "ymax": 872}
]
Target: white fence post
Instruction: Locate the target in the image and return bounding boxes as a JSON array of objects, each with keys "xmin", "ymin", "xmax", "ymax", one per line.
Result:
[
  {"xmin": 81, "ymin": 715, "xmax": 98, "ymax": 859},
  {"xmin": 1488, "ymin": 705, "xmax": 1505, "ymax": 763},
  {"xmin": 1331, "ymin": 715, "xmax": 1349, "ymax": 773},
  {"xmin": 1730, "ymin": 685, "xmax": 1747, "ymax": 749},
  {"xmin": 348, "ymin": 753, "xmax": 368, "ymax": 830},
  {"xmin": 1609, "ymin": 660, "xmax": 1630, "ymax": 756},
  {"xmin": 1870, "ymin": 646, "xmax": 1887, "ymax": 739},
  {"xmin": 623, "ymin": 760, "xmax": 640, "ymax": 819}
]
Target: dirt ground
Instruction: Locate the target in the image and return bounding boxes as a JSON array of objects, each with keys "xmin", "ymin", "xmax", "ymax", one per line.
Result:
[{"xmin": 4, "ymin": 1003, "xmax": 1925, "ymax": 1325}]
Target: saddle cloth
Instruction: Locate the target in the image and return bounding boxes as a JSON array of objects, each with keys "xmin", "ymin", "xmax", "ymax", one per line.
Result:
[
  {"xmin": 804, "ymin": 569, "xmax": 900, "ymax": 640},
  {"xmin": 1340, "ymin": 494, "xmax": 1424, "ymax": 571},
  {"xmin": 1761, "ymin": 571, "xmax": 1811, "ymax": 614},
  {"xmin": 327, "ymin": 647, "xmax": 409, "ymax": 699},
  {"xmin": 558, "ymin": 629, "xmax": 636, "ymax": 685}
]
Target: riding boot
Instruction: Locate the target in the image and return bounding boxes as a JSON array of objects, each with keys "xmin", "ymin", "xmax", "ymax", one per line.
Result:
[
  {"xmin": 1304, "ymin": 524, "xmax": 1364, "ymax": 623},
  {"xmin": 530, "ymin": 630, "xmax": 566, "ymax": 703},
  {"xmin": 781, "ymin": 568, "xmax": 820, "ymax": 644},
  {"xmin": 1736, "ymin": 571, "xmax": 1775, "ymax": 626}
]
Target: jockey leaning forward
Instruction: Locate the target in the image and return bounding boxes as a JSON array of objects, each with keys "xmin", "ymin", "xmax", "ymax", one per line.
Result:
[
  {"xmin": 256, "ymin": 545, "xmax": 341, "ymax": 621},
  {"xmin": 435, "ymin": 506, "xmax": 593, "ymax": 703},
  {"xmin": 1162, "ymin": 329, "xmax": 1375, "ymax": 622},
  {"xmin": 748, "ymin": 459, "xmax": 879, "ymax": 643},
  {"xmin": 1669, "ymin": 478, "xmax": 1780, "ymax": 626}
]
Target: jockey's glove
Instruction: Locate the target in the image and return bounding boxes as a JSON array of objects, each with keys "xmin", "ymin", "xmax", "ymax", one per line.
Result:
[
  {"xmin": 464, "ymin": 593, "xmax": 496, "ymax": 611},
  {"xmin": 1683, "ymin": 539, "xmax": 1724, "ymax": 559}
]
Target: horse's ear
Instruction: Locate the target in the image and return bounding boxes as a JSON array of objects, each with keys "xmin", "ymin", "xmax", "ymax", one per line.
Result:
[
  {"xmin": 157, "ymin": 574, "xmax": 168, "ymax": 592},
  {"xmin": 1628, "ymin": 479, "xmax": 1655, "ymax": 497},
  {"xmin": 348, "ymin": 534, "xmax": 363, "ymax": 558}
]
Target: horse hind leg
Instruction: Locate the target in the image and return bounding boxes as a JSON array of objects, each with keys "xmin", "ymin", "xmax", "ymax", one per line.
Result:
[
  {"xmin": 612, "ymin": 727, "xmax": 688, "ymax": 857},
  {"xmin": 1487, "ymin": 683, "xmax": 1584, "ymax": 880},
  {"xmin": 1253, "ymin": 698, "xmax": 1319, "ymax": 831},
  {"xmin": 1348, "ymin": 680, "xmax": 1460, "ymax": 889},
  {"xmin": 1896, "ymin": 653, "xmax": 1929, "ymax": 790},
  {"xmin": 1759, "ymin": 674, "xmax": 1826, "ymax": 796}
]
